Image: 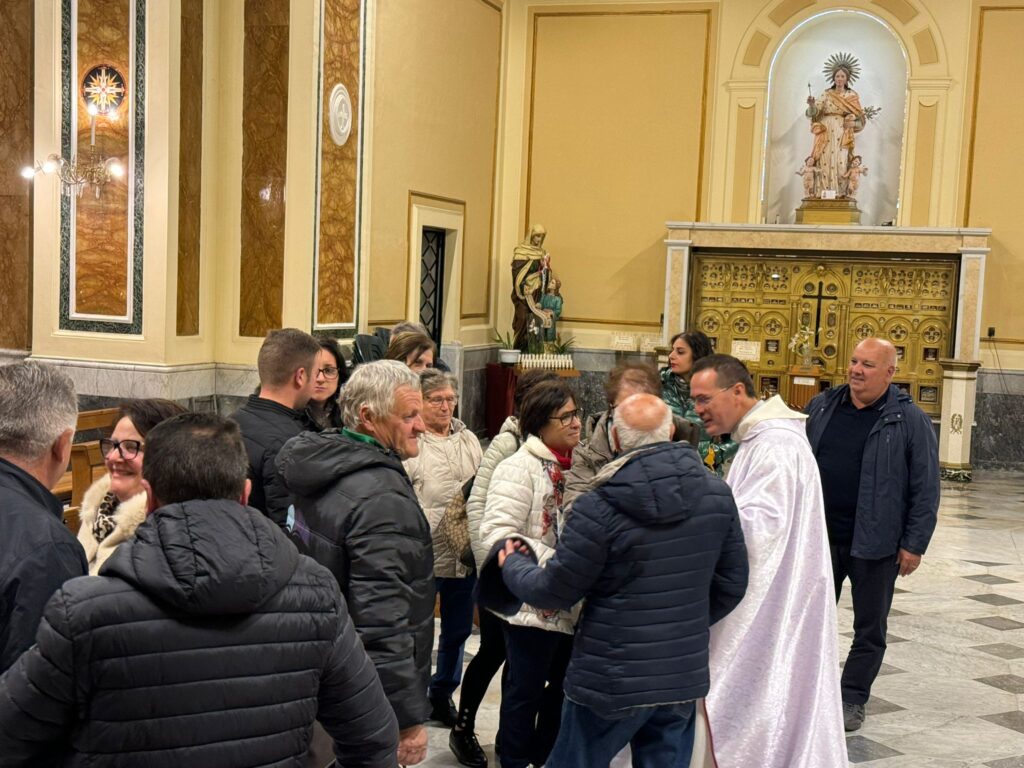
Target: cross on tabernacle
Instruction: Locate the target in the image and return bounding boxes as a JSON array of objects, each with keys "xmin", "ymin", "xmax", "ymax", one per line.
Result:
[{"xmin": 801, "ymin": 281, "xmax": 827, "ymax": 346}]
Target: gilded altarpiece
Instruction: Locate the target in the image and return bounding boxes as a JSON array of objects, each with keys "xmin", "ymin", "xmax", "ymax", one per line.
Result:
[{"xmin": 687, "ymin": 251, "xmax": 959, "ymax": 416}]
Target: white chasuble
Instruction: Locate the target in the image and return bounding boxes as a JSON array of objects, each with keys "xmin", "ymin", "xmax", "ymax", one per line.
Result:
[{"xmin": 703, "ymin": 396, "xmax": 846, "ymax": 768}]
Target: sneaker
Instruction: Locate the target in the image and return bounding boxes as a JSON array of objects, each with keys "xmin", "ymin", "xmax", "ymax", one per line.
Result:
[
  {"xmin": 429, "ymin": 695, "xmax": 458, "ymax": 727},
  {"xmin": 843, "ymin": 701, "xmax": 865, "ymax": 732},
  {"xmin": 449, "ymin": 727, "xmax": 488, "ymax": 768}
]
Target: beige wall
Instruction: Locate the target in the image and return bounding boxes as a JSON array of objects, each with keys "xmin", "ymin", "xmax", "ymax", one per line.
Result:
[
  {"xmin": 962, "ymin": 1, "xmax": 1024, "ymax": 368},
  {"xmin": 364, "ymin": 0, "xmax": 502, "ymax": 331},
  {"xmin": 524, "ymin": 7, "xmax": 713, "ymax": 329}
]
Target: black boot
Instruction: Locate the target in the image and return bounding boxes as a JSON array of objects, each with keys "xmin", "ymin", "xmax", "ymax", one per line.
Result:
[
  {"xmin": 429, "ymin": 694, "xmax": 458, "ymax": 727},
  {"xmin": 449, "ymin": 709, "xmax": 488, "ymax": 768}
]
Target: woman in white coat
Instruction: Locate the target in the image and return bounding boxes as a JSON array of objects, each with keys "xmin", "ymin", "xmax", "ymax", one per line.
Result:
[
  {"xmin": 480, "ymin": 379, "xmax": 582, "ymax": 768},
  {"xmin": 403, "ymin": 370, "xmax": 483, "ymax": 730}
]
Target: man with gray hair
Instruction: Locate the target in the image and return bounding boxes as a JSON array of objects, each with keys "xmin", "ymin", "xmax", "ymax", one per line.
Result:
[
  {"xmin": 277, "ymin": 360, "xmax": 435, "ymax": 766},
  {"xmin": 490, "ymin": 393, "xmax": 748, "ymax": 767},
  {"xmin": 0, "ymin": 361, "xmax": 87, "ymax": 672}
]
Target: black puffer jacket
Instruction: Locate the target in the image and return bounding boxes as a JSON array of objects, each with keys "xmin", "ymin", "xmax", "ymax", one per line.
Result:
[
  {"xmin": 231, "ymin": 394, "xmax": 311, "ymax": 529},
  {"xmin": 0, "ymin": 499, "xmax": 398, "ymax": 767},
  {"xmin": 278, "ymin": 430, "xmax": 435, "ymax": 730},
  {"xmin": 0, "ymin": 458, "xmax": 87, "ymax": 673},
  {"xmin": 499, "ymin": 441, "xmax": 748, "ymax": 716}
]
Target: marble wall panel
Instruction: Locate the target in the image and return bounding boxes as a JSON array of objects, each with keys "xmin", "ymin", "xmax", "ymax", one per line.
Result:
[
  {"xmin": 316, "ymin": 0, "xmax": 360, "ymax": 326},
  {"xmin": 461, "ymin": 368, "xmax": 486, "ymax": 436},
  {"xmin": 176, "ymin": 0, "xmax": 203, "ymax": 335},
  {"xmin": 973, "ymin": 392, "xmax": 1024, "ymax": 470},
  {"xmin": 74, "ymin": 0, "xmax": 131, "ymax": 318},
  {"xmin": 0, "ymin": 0, "xmax": 33, "ymax": 349},
  {"xmin": 238, "ymin": 0, "xmax": 289, "ymax": 337}
]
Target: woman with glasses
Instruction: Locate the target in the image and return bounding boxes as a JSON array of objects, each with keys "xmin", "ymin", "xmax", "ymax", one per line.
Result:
[
  {"xmin": 77, "ymin": 399, "xmax": 187, "ymax": 574},
  {"xmin": 480, "ymin": 380, "xmax": 582, "ymax": 768},
  {"xmin": 304, "ymin": 338, "xmax": 350, "ymax": 430},
  {"xmin": 402, "ymin": 369, "xmax": 483, "ymax": 732},
  {"xmin": 661, "ymin": 329, "xmax": 737, "ymax": 476}
]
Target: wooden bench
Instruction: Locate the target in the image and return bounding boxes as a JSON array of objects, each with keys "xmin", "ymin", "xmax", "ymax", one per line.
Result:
[{"xmin": 57, "ymin": 408, "xmax": 120, "ymax": 534}]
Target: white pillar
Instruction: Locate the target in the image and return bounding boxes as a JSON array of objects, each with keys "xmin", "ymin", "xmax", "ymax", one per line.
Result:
[{"xmin": 938, "ymin": 359, "xmax": 981, "ymax": 482}]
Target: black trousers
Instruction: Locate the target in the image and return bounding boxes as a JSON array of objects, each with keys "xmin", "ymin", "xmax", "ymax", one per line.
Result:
[
  {"xmin": 831, "ymin": 545, "xmax": 899, "ymax": 705},
  {"xmin": 456, "ymin": 608, "xmax": 507, "ymax": 729},
  {"xmin": 500, "ymin": 623, "xmax": 573, "ymax": 768}
]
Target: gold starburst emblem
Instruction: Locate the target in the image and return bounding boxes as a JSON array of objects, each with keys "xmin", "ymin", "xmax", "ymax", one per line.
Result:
[{"xmin": 82, "ymin": 65, "xmax": 126, "ymax": 114}]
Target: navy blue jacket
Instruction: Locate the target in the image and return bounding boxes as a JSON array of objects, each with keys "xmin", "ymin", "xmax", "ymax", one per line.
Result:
[
  {"xmin": 0, "ymin": 458, "xmax": 86, "ymax": 673},
  {"xmin": 500, "ymin": 441, "xmax": 748, "ymax": 716},
  {"xmin": 805, "ymin": 383, "xmax": 939, "ymax": 559}
]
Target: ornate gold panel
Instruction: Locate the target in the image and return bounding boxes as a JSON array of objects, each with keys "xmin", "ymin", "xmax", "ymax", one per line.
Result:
[{"xmin": 687, "ymin": 252, "xmax": 959, "ymax": 415}]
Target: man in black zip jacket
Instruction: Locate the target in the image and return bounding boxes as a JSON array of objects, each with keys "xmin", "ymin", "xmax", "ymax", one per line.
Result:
[
  {"xmin": 231, "ymin": 327, "xmax": 321, "ymax": 530},
  {"xmin": 805, "ymin": 337, "xmax": 939, "ymax": 733},
  {"xmin": 0, "ymin": 412, "xmax": 398, "ymax": 767}
]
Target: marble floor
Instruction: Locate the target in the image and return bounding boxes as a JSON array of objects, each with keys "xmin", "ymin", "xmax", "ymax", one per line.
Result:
[{"xmin": 420, "ymin": 470, "xmax": 1024, "ymax": 768}]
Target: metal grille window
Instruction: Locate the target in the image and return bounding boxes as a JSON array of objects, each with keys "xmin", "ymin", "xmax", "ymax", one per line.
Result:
[{"xmin": 419, "ymin": 227, "xmax": 445, "ymax": 345}]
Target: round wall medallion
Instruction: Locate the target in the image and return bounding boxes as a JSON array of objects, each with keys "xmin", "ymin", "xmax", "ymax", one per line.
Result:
[
  {"xmin": 328, "ymin": 83, "xmax": 353, "ymax": 146},
  {"xmin": 82, "ymin": 65, "xmax": 126, "ymax": 114}
]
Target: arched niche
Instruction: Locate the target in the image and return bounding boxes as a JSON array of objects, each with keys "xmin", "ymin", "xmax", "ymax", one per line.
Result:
[
  {"xmin": 763, "ymin": 10, "xmax": 908, "ymax": 226},
  {"xmin": 719, "ymin": 0, "xmax": 952, "ymax": 227}
]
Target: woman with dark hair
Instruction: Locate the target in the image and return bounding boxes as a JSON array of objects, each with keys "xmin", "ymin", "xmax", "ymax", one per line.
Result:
[
  {"xmin": 661, "ymin": 329, "xmax": 735, "ymax": 475},
  {"xmin": 304, "ymin": 338, "xmax": 349, "ymax": 430},
  {"xmin": 386, "ymin": 331, "xmax": 436, "ymax": 374},
  {"xmin": 451, "ymin": 369, "xmax": 558, "ymax": 767},
  {"xmin": 77, "ymin": 398, "xmax": 188, "ymax": 574},
  {"xmin": 479, "ymin": 380, "xmax": 581, "ymax": 768}
]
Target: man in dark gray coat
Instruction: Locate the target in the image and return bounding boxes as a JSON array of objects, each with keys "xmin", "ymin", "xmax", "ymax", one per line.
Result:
[
  {"xmin": 279, "ymin": 360, "xmax": 434, "ymax": 766},
  {"xmin": 0, "ymin": 412, "xmax": 398, "ymax": 767},
  {"xmin": 0, "ymin": 361, "xmax": 86, "ymax": 673}
]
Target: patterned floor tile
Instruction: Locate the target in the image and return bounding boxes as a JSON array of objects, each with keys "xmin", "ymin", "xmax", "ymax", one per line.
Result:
[
  {"xmin": 985, "ymin": 756, "xmax": 1024, "ymax": 767},
  {"xmin": 846, "ymin": 735, "xmax": 903, "ymax": 763},
  {"xmin": 970, "ymin": 617, "xmax": 1024, "ymax": 631},
  {"xmin": 983, "ymin": 711, "xmax": 1024, "ymax": 734},
  {"xmin": 969, "ymin": 594, "xmax": 1024, "ymax": 607},
  {"xmin": 888, "ymin": 608, "xmax": 910, "ymax": 617},
  {"xmin": 977, "ymin": 675, "xmax": 1024, "ymax": 694},
  {"xmin": 970, "ymin": 561, "xmax": 1014, "ymax": 568},
  {"xmin": 953, "ymin": 513, "xmax": 985, "ymax": 520},
  {"xmin": 972, "ymin": 643, "xmax": 1024, "ymax": 659},
  {"xmin": 967, "ymin": 574, "xmax": 1020, "ymax": 585},
  {"xmin": 865, "ymin": 696, "xmax": 906, "ymax": 715},
  {"xmin": 841, "ymin": 631, "xmax": 908, "ymax": 643}
]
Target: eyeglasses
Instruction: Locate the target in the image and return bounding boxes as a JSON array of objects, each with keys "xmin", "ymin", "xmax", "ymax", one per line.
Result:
[
  {"xmin": 548, "ymin": 408, "xmax": 581, "ymax": 427},
  {"xmin": 315, "ymin": 366, "xmax": 340, "ymax": 380},
  {"xmin": 693, "ymin": 388, "xmax": 729, "ymax": 408},
  {"xmin": 425, "ymin": 395, "xmax": 458, "ymax": 408},
  {"xmin": 100, "ymin": 438, "xmax": 144, "ymax": 460}
]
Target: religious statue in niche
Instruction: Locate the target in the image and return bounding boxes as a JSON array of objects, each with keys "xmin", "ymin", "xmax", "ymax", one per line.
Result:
[
  {"xmin": 803, "ymin": 52, "xmax": 880, "ymax": 199},
  {"xmin": 511, "ymin": 224, "xmax": 560, "ymax": 350}
]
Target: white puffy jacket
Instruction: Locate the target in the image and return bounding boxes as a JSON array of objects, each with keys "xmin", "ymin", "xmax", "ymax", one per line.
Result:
[
  {"xmin": 479, "ymin": 434, "xmax": 580, "ymax": 635},
  {"xmin": 467, "ymin": 416, "xmax": 521, "ymax": 570}
]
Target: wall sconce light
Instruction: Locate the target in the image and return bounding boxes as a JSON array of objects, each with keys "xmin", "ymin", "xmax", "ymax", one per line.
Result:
[{"xmin": 22, "ymin": 65, "xmax": 126, "ymax": 198}]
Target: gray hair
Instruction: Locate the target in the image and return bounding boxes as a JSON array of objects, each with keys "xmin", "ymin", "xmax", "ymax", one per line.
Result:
[
  {"xmin": 391, "ymin": 321, "xmax": 430, "ymax": 336},
  {"xmin": 420, "ymin": 368, "xmax": 458, "ymax": 398},
  {"xmin": 0, "ymin": 361, "xmax": 78, "ymax": 461},
  {"xmin": 612, "ymin": 401, "xmax": 673, "ymax": 452},
  {"xmin": 340, "ymin": 360, "xmax": 421, "ymax": 429}
]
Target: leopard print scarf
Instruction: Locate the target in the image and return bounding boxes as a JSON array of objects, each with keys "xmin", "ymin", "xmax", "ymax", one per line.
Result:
[{"xmin": 91, "ymin": 492, "xmax": 121, "ymax": 543}]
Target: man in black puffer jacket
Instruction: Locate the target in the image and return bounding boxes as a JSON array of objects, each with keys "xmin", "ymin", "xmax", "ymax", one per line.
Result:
[
  {"xmin": 0, "ymin": 413, "xmax": 398, "ymax": 768},
  {"xmin": 278, "ymin": 360, "xmax": 435, "ymax": 767},
  {"xmin": 493, "ymin": 394, "xmax": 748, "ymax": 768}
]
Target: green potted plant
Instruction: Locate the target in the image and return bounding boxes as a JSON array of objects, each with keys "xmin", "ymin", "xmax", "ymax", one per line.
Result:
[{"xmin": 493, "ymin": 330, "xmax": 521, "ymax": 365}]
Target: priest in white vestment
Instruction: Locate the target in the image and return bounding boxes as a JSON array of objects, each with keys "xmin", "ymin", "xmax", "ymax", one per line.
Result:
[{"xmin": 688, "ymin": 354, "xmax": 846, "ymax": 768}]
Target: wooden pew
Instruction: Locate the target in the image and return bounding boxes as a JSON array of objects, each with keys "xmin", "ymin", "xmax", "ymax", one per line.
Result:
[{"xmin": 57, "ymin": 408, "xmax": 120, "ymax": 534}]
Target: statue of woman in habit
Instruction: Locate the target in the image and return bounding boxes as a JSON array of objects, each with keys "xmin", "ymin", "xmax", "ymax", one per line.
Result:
[{"xmin": 804, "ymin": 52, "xmax": 879, "ymax": 198}]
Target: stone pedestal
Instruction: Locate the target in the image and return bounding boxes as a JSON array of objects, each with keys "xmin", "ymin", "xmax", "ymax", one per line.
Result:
[
  {"xmin": 795, "ymin": 198, "xmax": 861, "ymax": 224},
  {"xmin": 938, "ymin": 359, "xmax": 982, "ymax": 482}
]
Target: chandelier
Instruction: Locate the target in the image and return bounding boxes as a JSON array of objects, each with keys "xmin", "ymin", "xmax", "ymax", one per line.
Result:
[{"xmin": 22, "ymin": 65, "xmax": 126, "ymax": 199}]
